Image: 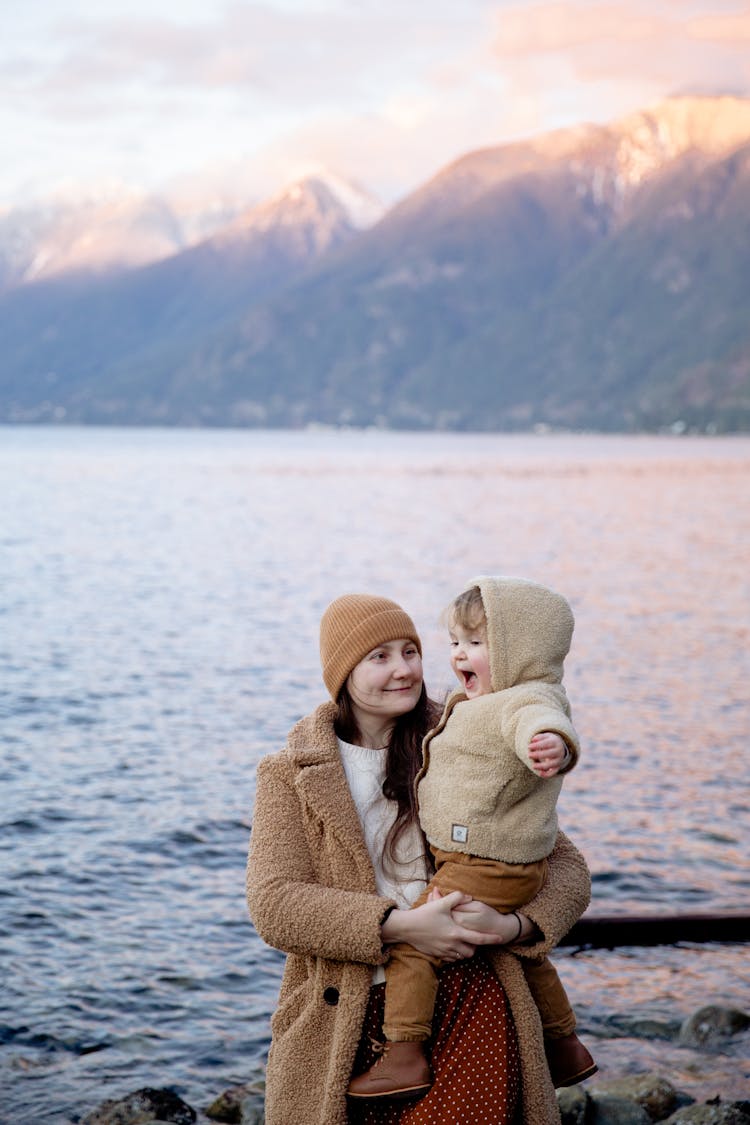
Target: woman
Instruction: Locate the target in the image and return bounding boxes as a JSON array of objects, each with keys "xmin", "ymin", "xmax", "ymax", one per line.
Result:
[{"xmin": 246, "ymin": 594, "xmax": 591, "ymax": 1124}]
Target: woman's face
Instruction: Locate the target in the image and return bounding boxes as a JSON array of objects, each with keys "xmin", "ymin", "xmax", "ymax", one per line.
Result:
[{"xmin": 347, "ymin": 639, "xmax": 423, "ymax": 730}]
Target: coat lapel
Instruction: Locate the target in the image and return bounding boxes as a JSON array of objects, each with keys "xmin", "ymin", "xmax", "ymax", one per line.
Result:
[{"xmin": 286, "ymin": 702, "xmax": 377, "ymax": 891}]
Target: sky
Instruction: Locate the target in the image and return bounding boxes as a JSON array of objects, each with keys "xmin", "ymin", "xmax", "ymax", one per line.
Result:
[{"xmin": 2, "ymin": 0, "xmax": 750, "ymax": 210}]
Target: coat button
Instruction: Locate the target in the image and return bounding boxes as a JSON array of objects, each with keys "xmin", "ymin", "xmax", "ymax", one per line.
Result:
[{"xmin": 323, "ymin": 987, "xmax": 339, "ymax": 1006}]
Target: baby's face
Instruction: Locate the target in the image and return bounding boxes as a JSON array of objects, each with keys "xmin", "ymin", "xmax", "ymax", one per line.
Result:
[{"xmin": 448, "ymin": 619, "xmax": 491, "ymax": 698}]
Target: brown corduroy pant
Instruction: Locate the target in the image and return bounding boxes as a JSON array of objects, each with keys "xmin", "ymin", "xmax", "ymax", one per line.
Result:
[{"xmin": 382, "ymin": 848, "xmax": 576, "ymax": 1042}]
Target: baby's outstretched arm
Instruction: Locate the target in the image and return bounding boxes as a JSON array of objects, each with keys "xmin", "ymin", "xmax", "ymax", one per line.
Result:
[{"xmin": 529, "ymin": 731, "xmax": 570, "ymax": 778}]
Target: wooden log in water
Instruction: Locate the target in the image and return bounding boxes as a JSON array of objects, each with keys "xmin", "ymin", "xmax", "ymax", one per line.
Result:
[{"xmin": 559, "ymin": 913, "xmax": 750, "ymax": 949}]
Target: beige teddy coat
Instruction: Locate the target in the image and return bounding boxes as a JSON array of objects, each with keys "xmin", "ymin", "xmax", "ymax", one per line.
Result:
[{"xmin": 246, "ymin": 702, "xmax": 591, "ymax": 1125}]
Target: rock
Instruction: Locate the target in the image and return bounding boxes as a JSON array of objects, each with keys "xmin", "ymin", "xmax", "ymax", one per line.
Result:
[
  {"xmin": 587, "ymin": 1093, "xmax": 652, "ymax": 1124},
  {"xmin": 607, "ymin": 1014, "xmax": 682, "ymax": 1041},
  {"xmin": 590, "ymin": 1074, "xmax": 683, "ymax": 1120},
  {"xmin": 679, "ymin": 1006, "xmax": 750, "ymax": 1048},
  {"xmin": 625, "ymin": 1019, "xmax": 682, "ymax": 1041},
  {"xmin": 81, "ymin": 1088, "xmax": 197, "ymax": 1125},
  {"xmin": 239, "ymin": 1099, "xmax": 265, "ymax": 1125},
  {"xmin": 558, "ymin": 1083, "xmax": 589, "ymax": 1124},
  {"xmin": 662, "ymin": 1102, "xmax": 750, "ymax": 1124},
  {"xmin": 205, "ymin": 1082, "xmax": 265, "ymax": 1123}
]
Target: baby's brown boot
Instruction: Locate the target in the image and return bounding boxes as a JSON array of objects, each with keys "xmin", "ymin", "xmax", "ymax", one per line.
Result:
[
  {"xmin": 347, "ymin": 1040, "xmax": 432, "ymax": 1100},
  {"xmin": 544, "ymin": 1031, "xmax": 598, "ymax": 1087}
]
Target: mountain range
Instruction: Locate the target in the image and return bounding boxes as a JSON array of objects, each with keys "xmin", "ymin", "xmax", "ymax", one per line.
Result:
[{"xmin": 1, "ymin": 95, "xmax": 749, "ymax": 432}]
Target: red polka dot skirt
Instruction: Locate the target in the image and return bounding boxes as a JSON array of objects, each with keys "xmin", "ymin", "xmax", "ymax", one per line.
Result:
[{"xmin": 347, "ymin": 955, "xmax": 520, "ymax": 1125}]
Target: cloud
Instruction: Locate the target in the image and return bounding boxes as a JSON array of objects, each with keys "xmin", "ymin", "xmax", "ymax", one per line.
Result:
[
  {"xmin": 493, "ymin": 3, "xmax": 672, "ymax": 52},
  {"xmin": 489, "ymin": 1, "xmax": 750, "ymax": 89},
  {"xmin": 687, "ymin": 9, "xmax": 750, "ymax": 42},
  {"xmin": 11, "ymin": 4, "xmax": 486, "ymax": 109}
]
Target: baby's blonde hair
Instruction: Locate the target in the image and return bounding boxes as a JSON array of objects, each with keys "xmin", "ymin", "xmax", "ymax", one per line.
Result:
[{"xmin": 445, "ymin": 585, "xmax": 486, "ymax": 631}]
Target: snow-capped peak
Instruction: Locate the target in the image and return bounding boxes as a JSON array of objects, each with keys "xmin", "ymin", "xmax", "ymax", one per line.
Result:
[
  {"xmin": 265, "ymin": 166, "xmax": 384, "ymax": 230},
  {"xmin": 309, "ymin": 169, "xmax": 385, "ymax": 230}
]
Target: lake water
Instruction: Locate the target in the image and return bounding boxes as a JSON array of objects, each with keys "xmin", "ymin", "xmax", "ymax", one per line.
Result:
[{"xmin": 1, "ymin": 426, "xmax": 749, "ymax": 1122}]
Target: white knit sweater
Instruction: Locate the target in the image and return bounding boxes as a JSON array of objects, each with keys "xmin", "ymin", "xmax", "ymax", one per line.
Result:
[{"xmin": 338, "ymin": 739, "xmax": 427, "ymax": 981}]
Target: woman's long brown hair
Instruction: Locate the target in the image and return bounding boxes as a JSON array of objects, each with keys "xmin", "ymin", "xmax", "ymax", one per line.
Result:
[{"xmin": 334, "ymin": 683, "xmax": 441, "ymax": 877}]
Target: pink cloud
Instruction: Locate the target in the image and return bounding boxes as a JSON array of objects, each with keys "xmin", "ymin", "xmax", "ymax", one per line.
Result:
[
  {"xmin": 492, "ymin": 2, "xmax": 750, "ymax": 54},
  {"xmin": 687, "ymin": 10, "xmax": 750, "ymax": 42},
  {"xmin": 489, "ymin": 2, "xmax": 750, "ymax": 95},
  {"xmin": 492, "ymin": 4, "xmax": 675, "ymax": 54}
]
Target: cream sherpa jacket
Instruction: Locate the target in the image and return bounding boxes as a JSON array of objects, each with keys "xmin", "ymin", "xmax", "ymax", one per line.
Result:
[
  {"xmin": 246, "ymin": 701, "xmax": 591, "ymax": 1125},
  {"xmin": 418, "ymin": 576, "xmax": 580, "ymax": 863}
]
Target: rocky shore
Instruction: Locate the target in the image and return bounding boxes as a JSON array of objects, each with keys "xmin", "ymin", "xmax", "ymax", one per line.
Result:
[{"xmin": 79, "ymin": 1005, "xmax": 749, "ymax": 1125}]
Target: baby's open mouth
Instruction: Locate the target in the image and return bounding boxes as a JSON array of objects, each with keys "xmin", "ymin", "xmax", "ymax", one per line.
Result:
[{"xmin": 461, "ymin": 670, "xmax": 477, "ymax": 689}]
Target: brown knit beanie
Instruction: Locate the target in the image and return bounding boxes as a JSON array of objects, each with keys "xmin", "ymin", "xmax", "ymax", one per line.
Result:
[{"xmin": 319, "ymin": 594, "xmax": 422, "ymax": 701}]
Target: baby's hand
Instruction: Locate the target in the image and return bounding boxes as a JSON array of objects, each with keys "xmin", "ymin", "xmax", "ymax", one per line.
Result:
[{"xmin": 529, "ymin": 732, "xmax": 567, "ymax": 778}]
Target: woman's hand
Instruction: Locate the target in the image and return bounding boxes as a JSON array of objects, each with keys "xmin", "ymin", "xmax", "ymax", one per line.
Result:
[
  {"xmin": 426, "ymin": 886, "xmax": 537, "ymax": 946},
  {"xmin": 450, "ymin": 898, "xmax": 535, "ymax": 945},
  {"xmin": 381, "ymin": 891, "xmax": 479, "ymax": 960}
]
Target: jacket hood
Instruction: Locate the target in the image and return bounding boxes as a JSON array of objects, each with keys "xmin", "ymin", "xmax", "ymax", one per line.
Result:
[{"xmin": 468, "ymin": 576, "xmax": 574, "ymax": 692}]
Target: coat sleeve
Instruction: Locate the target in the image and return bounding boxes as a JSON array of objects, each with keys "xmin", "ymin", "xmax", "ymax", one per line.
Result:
[
  {"xmin": 512, "ymin": 829, "xmax": 591, "ymax": 960},
  {"xmin": 246, "ymin": 753, "xmax": 395, "ymax": 964}
]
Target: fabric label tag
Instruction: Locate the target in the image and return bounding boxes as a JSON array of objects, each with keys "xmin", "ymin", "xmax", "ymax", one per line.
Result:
[{"xmin": 451, "ymin": 824, "xmax": 468, "ymax": 844}]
